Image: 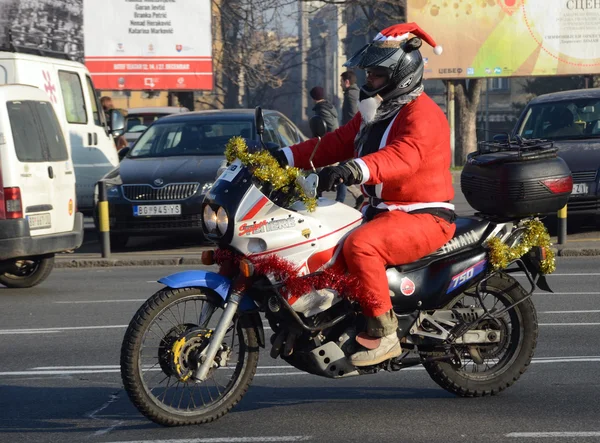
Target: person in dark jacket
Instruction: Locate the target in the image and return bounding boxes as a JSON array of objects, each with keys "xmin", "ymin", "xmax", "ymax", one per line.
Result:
[
  {"xmin": 310, "ymin": 86, "xmax": 339, "ymax": 132},
  {"xmin": 310, "ymin": 86, "xmax": 344, "ymax": 201},
  {"xmin": 340, "ymin": 71, "xmax": 360, "ymax": 125},
  {"xmin": 340, "ymin": 71, "xmax": 364, "ymax": 208}
]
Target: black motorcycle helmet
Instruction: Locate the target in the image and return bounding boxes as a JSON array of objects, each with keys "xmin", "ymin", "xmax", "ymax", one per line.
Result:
[{"xmin": 344, "ymin": 23, "xmax": 443, "ymax": 101}]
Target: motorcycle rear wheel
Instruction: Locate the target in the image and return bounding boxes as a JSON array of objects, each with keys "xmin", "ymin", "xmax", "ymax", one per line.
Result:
[
  {"xmin": 120, "ymin": 287, "xmax": 259, "ymax": 426},
  {"xmin": 423, "ymin": 272, "xmax": 538, "ymax": 397}
]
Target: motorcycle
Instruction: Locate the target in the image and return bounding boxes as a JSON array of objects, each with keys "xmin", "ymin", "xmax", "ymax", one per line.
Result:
[{"xmin": 120, "ymin": 108, "xmax": 556, "ymax": 426}]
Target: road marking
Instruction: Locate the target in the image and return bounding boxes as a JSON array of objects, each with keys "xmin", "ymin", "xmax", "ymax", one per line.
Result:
[
  {"xmin": 550, "ymin": 273, "xmax": 600, "ymax": 276},
  {"xmin": 539, "ymin": 323, "xmax": 600, "ymax": 326},
  {"xmin": 3, "ymin": 319, "xmax": 600, "ymax": 336},
  {"xmin": 3, "ymin": 357, "xmax": 600, "ymax": 377},
  {"xmin": 539, "ymin": 292, "xmax": 600, "ymax": 295},
  {"xmin": 506, "ymin": 432, "xmax": 600, "ymax": 438},
  {"xmin": 0, "ymin": 325, "xmax": 128, "ymax": 335},
  {"xmin": 54, "ymin": 300, "xmax": 146, "ymax": 304},
  {"xmin": 540, "ymin": 310, "xmax": 600, "ymax": 314},
  {"xmin": 104, "ymin": 437, "xmax": 312, "ymax": 443}
]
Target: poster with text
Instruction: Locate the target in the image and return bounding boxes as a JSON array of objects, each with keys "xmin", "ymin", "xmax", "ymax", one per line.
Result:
[
  {"xmin": 408, "ymin": 0, "xmax": 600, "ymax": 79},
  {"xmin": 84, "ymin": 0, "xmax": 212, "ymax": 90}
]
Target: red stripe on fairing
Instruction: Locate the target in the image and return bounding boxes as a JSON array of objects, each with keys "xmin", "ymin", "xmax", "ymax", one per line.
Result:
[
  {"xmin": 241, "ymin": 196, "xmax": 269, "ymax": 221},
  {"xmin": 252, "ymin": 217, "xmax": 363, "ymax": 257},
  {"xmin": 307, "ymin": 245, "xmax": 338, "ymax": 273}
]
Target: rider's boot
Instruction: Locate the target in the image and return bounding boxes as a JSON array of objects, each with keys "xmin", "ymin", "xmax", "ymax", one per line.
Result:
[{"xmin": 350, "ymin": 310, "xmax": 402, "ymax": 366}]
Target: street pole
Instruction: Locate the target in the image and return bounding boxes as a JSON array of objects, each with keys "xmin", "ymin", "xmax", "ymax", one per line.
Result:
[
  {"xmin": 557, "ymin": 205, "xmax": 567, "ymax": 245},
  {"xmin": 485, "ymin": 78, "xmax": 490, "ymax": 141},
  {"xmin": 97, "ymin": 181, "xmax": 111, "ymax": 258},
  {"xmin": 447, "ymin": 80, "xmax": 456, "ymax": 168}
]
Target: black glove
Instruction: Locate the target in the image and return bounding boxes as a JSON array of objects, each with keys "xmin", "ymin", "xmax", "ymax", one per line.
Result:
[
  {"xmin": 272, "ymin": 149, "xmax": 288, "ymax": 168},
  {"xmin": 317, "ymin": 160, "xmax": 363, "ymax": 194}
]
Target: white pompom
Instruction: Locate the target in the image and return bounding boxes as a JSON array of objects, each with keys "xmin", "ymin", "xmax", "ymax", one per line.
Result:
[{"xmin": 433, "ymin": 45, "xmax": 443, "ymax": 55}]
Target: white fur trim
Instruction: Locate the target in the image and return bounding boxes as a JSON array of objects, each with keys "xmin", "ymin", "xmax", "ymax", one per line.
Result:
[
  {"xmin": 358, "ymin": 96, "xmax": 383, "ymax": 124},
  {"xmin": 376, "ymin": 202, "xmax": 455, "ymax": 212},
  {"xmin": 433, "ymin": 45, "xmax": 443, "ymax": 55},
  {"xmin": 282, "ymin": 146, "xmax": 295, "ymax": 167},
  {"xmin": 354, "ymin": 158, "xmax": 371, "ymax": 184}
]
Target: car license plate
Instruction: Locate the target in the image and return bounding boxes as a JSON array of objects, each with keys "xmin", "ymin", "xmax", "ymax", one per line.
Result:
[
  {"xmin": 572, "ymin": 183, "xmax": 589, "ymax": 195},
  {"xmin": 27, "ymin": 213, "xmax": 51, "ymax": 230},
  {"xmin": 133, "ymin": 205, "xmax": 181, "ymax": 216}
]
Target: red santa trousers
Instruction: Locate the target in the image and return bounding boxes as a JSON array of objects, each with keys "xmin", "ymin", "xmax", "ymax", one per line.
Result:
[{"xmin": 342, "ymin": 210, "xmax": 456, "ymax": 317}]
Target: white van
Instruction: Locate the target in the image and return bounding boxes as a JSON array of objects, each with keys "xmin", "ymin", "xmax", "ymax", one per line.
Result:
[
  {"xmin": 0, "ymin": 84, "xmax": 83, "ymax": 287},
  {"xmin": 0, "ymin": 51, "xmax": 120, "ymax": 213}
]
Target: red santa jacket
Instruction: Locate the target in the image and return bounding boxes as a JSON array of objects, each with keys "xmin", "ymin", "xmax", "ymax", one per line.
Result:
[{"xmin": 283, "ymin": 93, "xmax": 454, "ymax": 212}]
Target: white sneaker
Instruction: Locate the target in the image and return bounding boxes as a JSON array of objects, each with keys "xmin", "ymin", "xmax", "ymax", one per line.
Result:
[{"xmin": 350, "ymin": 332, "xmax": 402, "ymax": 367}]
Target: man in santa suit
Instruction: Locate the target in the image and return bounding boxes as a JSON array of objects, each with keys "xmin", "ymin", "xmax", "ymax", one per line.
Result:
[{"xmin": 274, "ymin": 23, "xmax": 456, "ymax": 366}]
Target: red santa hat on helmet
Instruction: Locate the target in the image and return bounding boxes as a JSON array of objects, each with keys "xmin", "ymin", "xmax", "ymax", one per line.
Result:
[{"xmin": 373, "ymin": 22, "xmax": 443, "ymax": 55}]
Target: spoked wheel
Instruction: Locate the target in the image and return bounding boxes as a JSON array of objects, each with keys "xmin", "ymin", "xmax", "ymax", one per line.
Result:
[
  {"xmin": 423, "ymin": 273, "xmax": 538, "ymax": 397},
  {"xmin": 0, "ymin": 255, "xmax": 55, "ymax": 288},
  {"xmin": 120, "ymin": 287, "xmax": 259, "ymax": 426}
]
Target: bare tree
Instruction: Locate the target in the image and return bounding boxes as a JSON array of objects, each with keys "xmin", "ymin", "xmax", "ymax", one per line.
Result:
[
  {"xmin": 197, "ymin": 0, "xmax": 305, "ymax": 110},
  {"xmin": 454, "ymin": 79, "xmax": 484, "ymax": 165}
]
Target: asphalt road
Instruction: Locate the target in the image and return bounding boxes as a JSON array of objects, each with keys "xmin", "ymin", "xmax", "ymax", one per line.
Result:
[{"xmin": 1, "ymin": 259, "xmax": 600, "ymax": 443}]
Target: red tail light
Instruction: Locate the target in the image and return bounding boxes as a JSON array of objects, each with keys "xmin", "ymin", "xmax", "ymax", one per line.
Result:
[
  {"xmin": 541, "ymin": 176, "xmax": 573, "ymax": 194},
  {"xmin": 4, "ymin": 187, "xmax": 23, "ymax": 219}
]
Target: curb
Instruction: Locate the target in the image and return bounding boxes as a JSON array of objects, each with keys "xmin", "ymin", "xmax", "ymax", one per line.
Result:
[
  {"xmin": 55, "ymin": 257, "xmax": 207, "ymax": 269},
  {"xmin": 55, "ymin": 248, "xmax": 600, "ymax": 268},
  {"xmin": 556, "ymin": 248, "xmax": 600, "ymax": 257}
]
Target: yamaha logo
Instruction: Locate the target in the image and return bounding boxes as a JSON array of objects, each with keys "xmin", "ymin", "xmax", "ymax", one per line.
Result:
[{"xmin": 154, "ymin": 178, "xmax": 164, "ymax": 186}]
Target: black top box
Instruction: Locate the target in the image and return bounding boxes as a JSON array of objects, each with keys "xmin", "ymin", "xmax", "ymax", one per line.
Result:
[{"xmin": 461, "ymin": 137, "xmax": 572, "ymax": 219}]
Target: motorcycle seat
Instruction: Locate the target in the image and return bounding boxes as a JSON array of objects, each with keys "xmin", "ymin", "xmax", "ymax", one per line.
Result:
[{"xmin": 392, "ymin": 217, "xmax": 492, "ymax": 272}]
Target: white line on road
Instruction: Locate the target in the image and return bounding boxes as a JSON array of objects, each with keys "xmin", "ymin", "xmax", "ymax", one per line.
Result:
[
  {"xmin": 54, "ymin": 300, "xmax": 146, "ymax": 304},
  {"xmin": 3, "ymin": 356, "xmax": 600, "ymax": 377},
  {"xmin": 0, "ymin": 325, "xmax": 128, "ymax": 335},
  {"xmin": 539, "ymin": 323, "xmax": 600, "ymax": 326},
  {"xmin": 539, "ymin": 292, "xmax": 600, "ymax": 295},
  {"xmin": 104, "ymin": 437, "xmax": 312, "ymax": 443},
  {"xmin": 3, "ymin": 320, "xmax": 599, "ymax": 336},
  {"xmin": 540, "ymin": 310, "xmax": 600, "ymax": 314},
  {"xmin": 506, "ymin": 432, "xmax": 600, "ymax": 438}
]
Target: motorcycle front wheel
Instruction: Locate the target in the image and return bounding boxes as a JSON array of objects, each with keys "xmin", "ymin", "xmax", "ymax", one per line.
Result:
[
  {"xmin": 120, "ymin": 287, "xmax": 259, "ymax": 426},
  {"xmin": 423, "ymin": 272, "xmax": 538, "ymax": 397}
]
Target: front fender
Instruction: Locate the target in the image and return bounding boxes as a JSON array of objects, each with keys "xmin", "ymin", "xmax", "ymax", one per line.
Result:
[{"xmin": 158, "ymin": 270, "xmax": 257, "ymax": 311}]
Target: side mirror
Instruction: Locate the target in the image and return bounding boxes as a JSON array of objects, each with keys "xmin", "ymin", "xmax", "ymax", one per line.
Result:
[
  {"xmin": 118, "ymin": 146, "xmax": 130, "ymax": 161},
  {"xmin": 110, "ymin": 109, "xmax": 126, "ymax": 137},
  {"xmin": 254, "ymin": 106, "xmax": 265, "ymax": 136},
  {"xmin": 493, "ymin": 133, "xmax": 509, "ymax": 143},
  {"xmin": 309, "ymin": 115, "xmax": 327, "ymax": 138}
]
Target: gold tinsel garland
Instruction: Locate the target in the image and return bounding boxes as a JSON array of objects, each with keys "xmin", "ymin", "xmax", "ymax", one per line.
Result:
[
  {"xmin": 224, "ymin": 136, "xmax": 317, "ymax": 212},
  {"xmin": 486, "ymin": 219, "xmax": 555, "ymax": 274}
]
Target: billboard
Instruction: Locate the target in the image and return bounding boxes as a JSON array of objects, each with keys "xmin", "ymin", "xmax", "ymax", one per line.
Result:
[
  {"xmin": 84, "ymin": 0, "xmax": 212, "ymax": 90},
  {"xmin": 408, "ymin": 0, "xmax": 600, "ymax": 79}
]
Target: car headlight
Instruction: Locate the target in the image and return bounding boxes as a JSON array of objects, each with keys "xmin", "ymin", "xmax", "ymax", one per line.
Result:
[
  {"xmin": 203, "ymin": 205, "xmax": 217, "ymax": 233},
  {"xmin": 201, "ymin": 182, "xmax": 214, "ymax": 194},
  {"xmin": 217, "ymin": 206, "xmax": 228, "ymax": 234}
]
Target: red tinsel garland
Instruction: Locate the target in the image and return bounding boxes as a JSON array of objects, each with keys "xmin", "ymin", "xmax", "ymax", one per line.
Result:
[{"xmin": 214, "ymin": 248, "xmax": 381, "ymax": 312}]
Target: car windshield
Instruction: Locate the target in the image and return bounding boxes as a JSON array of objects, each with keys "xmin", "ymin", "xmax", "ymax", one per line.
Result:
[
  {"xmin": 128, "ymin": 119, "xmax": 254, "ymax": 158},
  {"xmin": 517, "ymin": 98, "xmax": 600, "ymax": 141}
]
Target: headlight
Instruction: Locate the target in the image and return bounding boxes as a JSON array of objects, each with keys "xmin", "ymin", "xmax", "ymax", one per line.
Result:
[
  {"xmin": 203, "ymin": 205, "xmax": 217, "ymax": 233},
  {"xmin": 201, "ymin": 182, "xmax": 214, "ymax": 194},
  {"xmin": 217, "ymin": 207, "xmax": 228, "ymax": 234}
]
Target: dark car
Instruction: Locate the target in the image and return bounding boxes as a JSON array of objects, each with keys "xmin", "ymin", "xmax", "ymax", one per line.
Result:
[
  {"xmin": 97, "ymin": 109, "xmax": 307, "ymax": 246},
  {"xmin": 512, "ymin": 88, "xmax": 600, "ymax": 220}
]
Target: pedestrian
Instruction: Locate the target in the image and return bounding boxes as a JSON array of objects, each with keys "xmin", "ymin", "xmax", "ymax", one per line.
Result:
[
  {"xmin": 340, "ymin": 70, "xmax": 364, "ymax": 208},
  {"xmin": 274, "ymin": 22, "xmax": 454, "ymax": 366},
  {"xmin": 101, "ymin": 96, "xmax": 128, "ymax": 151},
  {"xmin": 309, "ymin": 86, "xmax": 339, "ymax": 199}
]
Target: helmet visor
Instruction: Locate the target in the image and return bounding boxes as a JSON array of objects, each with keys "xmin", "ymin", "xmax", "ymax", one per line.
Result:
[{"xmin": 344, "ymin": 43, "xmax": 402, "ymax": 69}]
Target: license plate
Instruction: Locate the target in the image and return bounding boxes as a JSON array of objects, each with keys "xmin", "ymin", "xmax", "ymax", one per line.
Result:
[
  {"xmin": 572, "ymin": 183, "xmax": 589, "ymax": 195},
  {"xmin": 27, "ymin": 213, "xmax": 51, "ymax": 230},
  {"xmin": 133, "ymin": 204, "xmax": 181, "ymax": 216}
]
